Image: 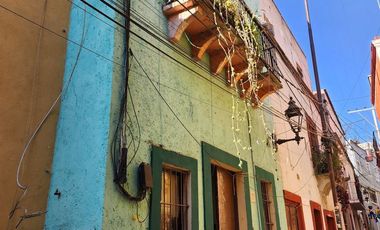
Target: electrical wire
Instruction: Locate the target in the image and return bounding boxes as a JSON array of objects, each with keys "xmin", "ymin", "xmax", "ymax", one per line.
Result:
[
  {"xmin": 126, "ymin": 0, "xmax": 380, "ymax": 198},
  {"xmin": 23, "ymin": 0, "xmax": 48, "ymax": 161},
  {"xmin": 75, "ymin": 0, "xmax": 325, "ymax": 130},
  {"xmin": 274, "ymin": 88, "xmax": 347, "ymax": 141},
  {"xmin": 6, "ymin": 0, "xmax": 375, "ymax": 201},
  {"xmin": 126, "ymin": 84, "xmax": 141, "ymax": 166},
  {"xmin": 6, "ymin": 3, "xmax": 48, "ymax": 225},
  {"xmin": 289, "ymin": 145, "xmax": 376, "ymax": 195},
  {"xmin": 80, "ymin": 0, "xmax": 232, "ymax": 91},
  {"xmin": 339, "ymin": 116, "xmax": 373, "ymax": 142},
  {"xmin": 340, "ymin": 25, "xmax": 380, "ymax": 111},
  {"xmin": 14, "ymin": 1, "xmax": 87, "ymax": 190},
  {"xmin": 271, "ymin": 90, "xmax": 377, "ymax": 188},
  {"xmin": 81, "ymin": 0, "xmax": 324, "ymax": 129},
  {"xmin": 292, "ymin": 173, "xmax": 315, "ymax": 194},
  {"xmin": 141, "ymin": 0, "xmax": 319, "ymax": 107},
  {"xmin": 345, "ymin": 141, "xmax": 380, "ymax": 189},
  {"xmin": 102, "ymin": 0, "xmax": 380, "ymax": 202},
  {"xmin": 107, "ymin": 0, "xmax": 150, "ymax": 202},
  {"xmin": 131, "ymin": 51, "xmax": 200, "ymax": 145},
  {"xmin": 14, "ymin": 0, "xmax": 47, "ymax": 190},
  {"xmin": 0, "ymin": 0, "xmax": 267, "ymax": 179},
  {"xmin": 290, "ymin": 141, "xmax": 308, "ymax": 170},
  {"xmin": 99, "ymin": 0, "xmax": 290, "ymax": 98},
  {"xmin": 0, "ymin": 0, "xmax": 368, "ymax": 217},
  {"xmin": 6, "ymin": 1, "xmax": 87, "ymax": 227},
  {"xmin": 136, "ymin": 195, "xmax": 150, "ymax": 223}
]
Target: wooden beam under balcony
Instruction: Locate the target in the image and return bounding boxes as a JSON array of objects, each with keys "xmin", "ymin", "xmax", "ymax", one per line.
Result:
[
  {"xmin": 255, "ymin": 79, "xmax": 276, "ymax": 100},
  {"xmin": 162, "ymin": 0, "xmax": 283, "ymax": 102},
  {"xmin": 238, "ymin": 71, "xmax": 281, "ymax": 105},
  {"xmin": 210, "ymin": 49, "xmax": 230, "ymax": 74},
  {"xmin": 165, "ymin": 5, "xmax": 204, "ymax": 43},
  {"xmin": 163, "ymin": 0, "xmax": 196, "ymax": 17},
  {"xmin": 254, "ymin": 72, "xmax": 282, "ymax": 103},
  {"xmin": 190, "ymin": 27, "xmax": 218, "ymax": 60},
  {"xmin": 232, "ymin": 71, "xmax": 247, "ymax": 86},
  {"xmin": 231, "ymin": 62, "xmax": 248, "ymax": 86}
]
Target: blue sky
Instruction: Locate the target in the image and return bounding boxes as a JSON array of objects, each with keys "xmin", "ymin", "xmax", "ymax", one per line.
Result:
[{"xmin": 274, "ymin": 0, "xmax": 380, "ymax": 142}]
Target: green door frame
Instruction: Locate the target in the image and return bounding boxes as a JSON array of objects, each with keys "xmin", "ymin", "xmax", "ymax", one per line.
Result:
[
  {"xmin": 201, "ymin": 141, "xmax": 253, "ymax": 230},
  {"xmin": 255, "ymin": 166, "xmax": 281, "ymax": 230}
]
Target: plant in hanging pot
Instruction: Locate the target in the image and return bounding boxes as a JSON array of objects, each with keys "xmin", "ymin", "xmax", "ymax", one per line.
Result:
[
  {"xmin": 312, "ymin": 150, "xmax": 329, "ymax": 175},
  {"xmin": 336, "ymin": 184, "xmax": 350, "ymax": 211}
]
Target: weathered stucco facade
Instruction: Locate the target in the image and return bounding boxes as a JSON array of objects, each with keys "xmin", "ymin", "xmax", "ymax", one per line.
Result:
[
  {"xmin": 43, "ymin": 0, "xmax": 289, "ymax": 229},
  {"xmin": 260, "ymin": 0, "xmax": 340, "ymax": 229},
  {"xmin": 0, "ymin": 0, "xmax": 71, "ymax": 228},
  {"xmin": 2, "ymin": 0, "xmax": 352, "ymax": 229},
  {"xmin": 348, "ymin": 141, "xmax": 380, "ymax": 230}
]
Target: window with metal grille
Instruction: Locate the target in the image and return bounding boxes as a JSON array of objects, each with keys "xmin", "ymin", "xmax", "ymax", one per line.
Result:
[
  {"xmin": 261, "ymin": 181, "xmax": 274, "ymax": 230},
  {"xmin": 284, "ymin": 190, "xmax": 305, "ymax": 230},
  {"xmin": 369, "ymin": 190, "xmax": 377, "ymax": 203},
  {"xmin": 160, "ymin": 167, "xmax": 189, "ymax": 230},
  {"xmin": 285, "ymin": 203, "xmax": 299, "ymax": 230},
  {"xmin": 310, "ymin": 201, "xmax": 323, "ymax": 230},
  {"xmin": 306, "ymin": 115, "xmax": 319, "ymax": 153}
]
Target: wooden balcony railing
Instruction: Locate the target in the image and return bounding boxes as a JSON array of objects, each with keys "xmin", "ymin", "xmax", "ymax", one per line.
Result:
[{"xmin": 162, "ymin": 0, "xmax": 282, "ymax": 104}]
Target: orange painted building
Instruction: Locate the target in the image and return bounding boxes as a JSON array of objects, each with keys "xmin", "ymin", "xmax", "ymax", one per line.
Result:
[{"xmin": 370, "ymin": 37, "xmax": 380, "ymax": 120}]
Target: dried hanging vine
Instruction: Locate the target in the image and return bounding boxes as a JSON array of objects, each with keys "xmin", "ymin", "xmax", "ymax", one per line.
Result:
[{"xmin": 211, "ymin": 0, "xmax": 274, "ymax": 166}]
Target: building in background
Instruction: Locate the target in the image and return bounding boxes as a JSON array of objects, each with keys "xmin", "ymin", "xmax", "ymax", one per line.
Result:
[
  {"xmin": 0, "ymin": 1, "xmax": 71, "ymax": 228},
  {"xmin": 347, "ymin": 140, "xmax": 380, "ymax": 230},
  {"xmin": 322, "ymin": 90, "xmax": 356, "ymax": 230},
  {"xmin": 261, "ymin": 0, "xmax": 347, "ymax": 229},
  {"xmin": 340, "ymin": 148, "xmax": 366, "ymax": 230}
]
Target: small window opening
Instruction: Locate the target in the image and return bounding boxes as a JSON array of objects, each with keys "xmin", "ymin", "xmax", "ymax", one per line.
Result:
[
  {"xmin": 160, "ymin": 166, "xmax": 190, "ymax": 230},
  {"xmin": 306, "ymin": 115, "xmax": 319, "ymax": 153},
  {"xmin": 296, "ymin": 64, "xmax": 303, "ymax": 79},
  {"xmin": 285, "ymin": 202, "xmax": 300, "ymax": 230},
  {"xmin": 313, "ymin": 209, "xmax": 323, "ymax": 230},
  {"xmin": 369, "ymin": 190, "xmax": 377, "ymax": 203},
  {"xmin": 261, "ymin": 181, "xmax": 275, "ymax": 230}
]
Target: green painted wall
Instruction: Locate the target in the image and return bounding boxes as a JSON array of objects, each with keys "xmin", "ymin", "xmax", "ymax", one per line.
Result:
[{"xmin": 102, "ymin": 0, "xmax": 287, "ymax": 229}]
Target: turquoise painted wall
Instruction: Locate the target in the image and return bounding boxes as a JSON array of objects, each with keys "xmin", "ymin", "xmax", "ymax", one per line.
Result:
[
  {"xmin": 45, "ymin": 1, "xmax": 119, "ymax": 229},
  {"xmin": 44, "ymin": 0, "xmax": 287, "ymax": 229},
  {"xmin": 102, "ymin": 0, "xmax": 287, "ymax": 229}
]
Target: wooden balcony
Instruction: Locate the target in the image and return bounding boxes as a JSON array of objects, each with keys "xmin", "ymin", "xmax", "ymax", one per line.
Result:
[{"xmin": 162, "ymin": 0, "xmax": 282, "ymax": 104}]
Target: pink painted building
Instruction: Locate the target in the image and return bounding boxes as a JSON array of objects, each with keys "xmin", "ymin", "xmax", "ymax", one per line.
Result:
[{"xmin": 259, "ymin": 0, "xmax": 355, "ymax": 229}]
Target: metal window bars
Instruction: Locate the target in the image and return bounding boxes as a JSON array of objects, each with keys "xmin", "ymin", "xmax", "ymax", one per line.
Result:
[
  {"xmin": 160, "ymin": 167, "xmax": 190, "ymax": 230},
  {"xmin": 261, "ymin": 181, "xmax": 274, "ymax": 230}
]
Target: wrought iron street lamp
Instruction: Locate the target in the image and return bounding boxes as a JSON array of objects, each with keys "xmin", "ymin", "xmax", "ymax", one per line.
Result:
[{"xmin": 275, "ymin": 97, "xmax": 304, "ymax": 145}]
